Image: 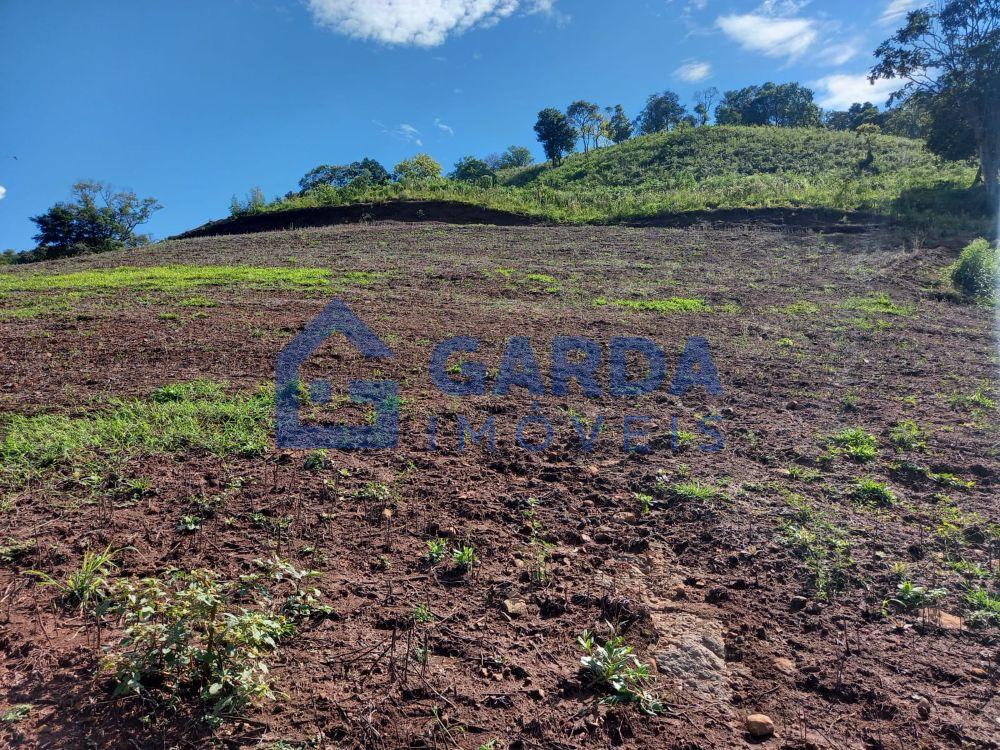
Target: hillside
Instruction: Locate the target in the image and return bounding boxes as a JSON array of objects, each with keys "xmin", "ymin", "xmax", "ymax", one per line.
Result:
[
  {"xmin": 1, "ymin": 221, "xmax": 998, "ymax": 748},
  {"xmin": 245, "ymin": 126, "xmax": 986, "ymax": 231},
  {"xmin": 504, "ymin": 126, "xmax": 951, "ymax": 188}
]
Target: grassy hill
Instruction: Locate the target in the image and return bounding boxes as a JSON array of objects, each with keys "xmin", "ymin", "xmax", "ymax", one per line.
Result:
[
  {"xmin": 504, "ymin": 126, "xmax": 950, "ymax": 188},
  {"xmin": 251, "ymin": 125, "xmax": 987, "ymax": 230}
]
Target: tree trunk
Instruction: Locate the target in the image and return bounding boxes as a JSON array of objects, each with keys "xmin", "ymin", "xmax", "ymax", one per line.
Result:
[{"xmin": 982, "ymin": 142, "xmax": 999, "ymax": 203}]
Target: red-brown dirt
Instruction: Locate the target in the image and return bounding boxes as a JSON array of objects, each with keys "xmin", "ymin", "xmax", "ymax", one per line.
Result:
[{"xmin": 1, "ymin": 220, "xmax": 997, "ymax": 749}]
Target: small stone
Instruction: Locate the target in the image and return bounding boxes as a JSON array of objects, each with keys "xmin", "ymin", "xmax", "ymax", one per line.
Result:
[
  {"xmin": 745, "ymin": 713, "xmax": 775, "ymax": 739},
  {"xmin": 528, "ymin": 688, "xmax": 545, "ymax": 700},
  {"xmin": 502, "ymin": 598, "xmax": 529, "ymax": 618},
  {"xmin": 790, "ymin": 596, "xmax": 808, "ymax": 611},
  {"xmin": 916, "ymin": 697, "xmax": 932, "ymax": 720},
  {"xmin": 773, "ymin": 657, "xmax": 796, "ymax": 675}
]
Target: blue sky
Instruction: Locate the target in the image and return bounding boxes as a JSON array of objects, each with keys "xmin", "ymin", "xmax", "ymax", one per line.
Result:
[{"xmin": 0, "ymin": 0, "xmax": 922, "ymax": 249}]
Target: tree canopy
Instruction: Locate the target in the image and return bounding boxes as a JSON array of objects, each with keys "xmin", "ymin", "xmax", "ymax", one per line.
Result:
[
  {"xmin": 534, "ymin": 108, "xmax": 577, "ymax": 165},
  {"xmin": 298, "ymin": 158, "xmax": 390, "ymax": 192},
  {"xmin": 635, "ymin": 91, "xmax": 687, "ymax": 134},
  {"xmin": 450, "ymin": 156, "xmax": 496, "ymax": 183},
  {"xmin": 871, "ymin": 0, "xmax": 1000, "ymax": 197},
  {"xmin": 715, "ymin": 82, "xmax": 821, "ymax": 127},
  {"xmin": 393, "ymin": 153, "xmax": 443, "ymax": 182},
  {"xmin": 30, "ymin": 181, "xmax": 161, "ymax": 259}
]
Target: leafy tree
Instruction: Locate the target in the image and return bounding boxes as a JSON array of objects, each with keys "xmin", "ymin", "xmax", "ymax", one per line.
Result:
[
  {"xmin": 0, "ymin": 249, "xmax": 17, "ymax": 265},
  {"xmin": 566, "ymin": 100, "xmax": 604, "ymax": 153},
  {"xmin": 450, "ymin": 156, "xmax": 496, "ymax": 183},
  {"xmin": 825, "ymin": 102, "xmax": 883, "ymax": 131},
  {"xmin": 715, "ymin": 82, "xmax": 821, "ymax": 127},
  {"xmin": 635, "ymin": 90, "xmax": 687, "ymax": 134},
  {"xmin": 30, "ymin": 181, "xmax": 161, "ymax": 259},
  {"xmin": 871, "ymin": 0, "xmax": 1000, "ymax": 197},
  {"xmin": 693, "ymin": 87, "xmax": 719, "ymax": 126},
  {"xmin": 534, "ymin": 108, "xmax": 577, "ymax": 165},
  {"xmin": 485, "ymin": 145, "xmax": 534, "ymax": 170},
  {"xmin": 393, "ymin": 153, "xmax": 442, "ymax": 182},
  {"xmin": 604, "ymin": 105, "xmax": 633, "ymax": 143},
  {"xmin": 298, "ymin": 158, "xmax": 390, "ymax": 192}
]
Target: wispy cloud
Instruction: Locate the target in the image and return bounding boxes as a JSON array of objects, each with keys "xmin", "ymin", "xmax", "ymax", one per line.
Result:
[
  {"xmin": 306, "ymin": 0, "xmax": 559, "ymax": 47},
  {"xmin": 674, "ymin": 60, "xmax": 712, "ymax": 83},
  {"xmin": 880, "ymin": 0, "xmax": 926, "ymax": 26},
  {"xmin": 434, "ymin": 118, "xmax": 454, "ymax": 136},
  {"xmin": 0, "ymin": 185, "xmax": 6, "ymax": 201},
  {"xmin": 374, "ymin": 120, "xmax": 424, "ymax": 146},
  {"xmin": 813, "ymin": 73, "xmax": 900, "ymax": 109},
  {"xmin": 716, "ymin": 13, "xmax": 817, "ymax": 60},
  {"xmin": 819, "ymin": 41, "xmax": 860, "ymax": 66}
]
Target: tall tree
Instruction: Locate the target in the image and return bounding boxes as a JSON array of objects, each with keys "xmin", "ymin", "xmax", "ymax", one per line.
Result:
[
  {"xmin": 693, "ymin": 87, "xmax": 719, "ymax": 126},
  {"xmin": 450, "ymin": 156, "xmax": 495, "ymax": 183},
  {"xmin": 533, "ymin": 108, "xmax": 577, "ymax": 165},
  {"xmin": 604, "ymin": 104, "xmax": 633, "ymax": 143},
  {"xmin": 871, "ymin": 0, "xmax": 1000, "ymax": 198},
  {"xmin": 31, "ymin": 181, "xmax": 161, "ymax": 259},
  {"xmin": 393, "ymin": 153, "xmax": 442, "ymax": 182},
  {"xmin": 715, "ymin": 82, "xmax": 821, "ymax": 127},
  {"xmin": 298, "ymin": 158, "xmax": 390, "ymax": 192},
  {"xmin": 635, "ymin": 90, "xmax": 687, "ymax": 134},
  {"xmin": 566, "ymin": 100, "xmax": 604, "ymax": 153}
]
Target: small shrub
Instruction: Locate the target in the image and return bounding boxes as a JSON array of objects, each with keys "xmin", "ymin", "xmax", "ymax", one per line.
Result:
[
  {"xmin": 950, "ymin": 238, "xmax": 997, "ymax": 301},
  {"xmin": 426, "ymin": 538, "xmax": 447, "ymax": 564},
  {"xmin": 889, "ymin": 419, "xmax": 926, "ymax": 451},
  {"xmin": 578, "ymin": 624, "xmax": 662, "ymax": 714},
  {"xmin": 883, "ymin": 580, "xmax": 948, "ymax": 613},
  {"xmin": 103, "ymin": 568, "xmax": 305, "ymax": 722},
  {"xmin": 853, "ymin": 477, "xmax": 896, "ymax": 507},
  {"xmin": 451, "ymin": 545, "xmax": 477, "ymax": 572}
]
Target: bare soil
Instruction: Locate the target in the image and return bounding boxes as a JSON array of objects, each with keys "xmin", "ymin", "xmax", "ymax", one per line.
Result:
[{"xmin": 1, "ymin": 220, "xmax": 998, "ymax": 749}]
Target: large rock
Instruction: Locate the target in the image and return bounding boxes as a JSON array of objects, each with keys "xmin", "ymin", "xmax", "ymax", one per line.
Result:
[
  {"xmin": 652, "ymin": 611, "xmax": 731, "ymax": 702},
  {"xmin": 746, "ymin": 713, "xmax": 775, "ymax": 738}
]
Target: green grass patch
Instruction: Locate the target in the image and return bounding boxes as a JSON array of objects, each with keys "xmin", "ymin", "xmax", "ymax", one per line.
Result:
[
  {"xmin": 0, "ymin": 265, "xmax": 333, "ymax": 293},
  {"xmin": 610, "ymin": 297, "xmax": 710, "ymax": 314},
  {"xmin": 178, "ymin": 295, "xmax": 217, "ymax": 308},
  {"xmin": 781, "ymin": 493, "xmax": 854, "ymax": 600},
  {"xmin": 0, "ymin": 380, "xmax": 272, "ymax": 487},
  {"xmin": 852, "ymin": 477, "xmax": 896, "ymax": 507},
  {"xmin": 965, "ymin": 587, "xmax": 1000, "ymax": 626},
  {"xmin": 838, "ymin": 292, "xmax": 913, "ymax": 317},
  {"xmin": 826, "ymin": 427, "xmax": 878, "ymax": 462}
]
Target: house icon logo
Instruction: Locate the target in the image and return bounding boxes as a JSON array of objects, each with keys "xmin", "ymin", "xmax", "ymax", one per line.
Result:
[{"xmin": 275, "ymin": 300, "xmax": 398, "ymax": 450}]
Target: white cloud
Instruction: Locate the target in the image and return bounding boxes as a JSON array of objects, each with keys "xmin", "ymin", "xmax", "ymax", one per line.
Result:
[
  {"xmin": 880, "ymin": 0, "xmax": 925, "ymax": 26},
  {"xmin": 434, "ymin": 118, "xmax": 454, "ymax": 135},
  {"xmin": 813, "ymin": 73, "xmax": 900, "ymax": 109},
  {"xmin": 374, "ymin": 120, "xmax": 423, "ymax": 146},
  {"xmin": 306, "ymin": 0, "xmax": 559, "ymax": 46},
  {"xmin": 819, "ymin": 41, "xmax": 860, "ymax": 66},
  {"xmin": 675, "ymin": 60, "xmax": 712, "ymax": 83},
  {"xmin": 0, "ymin": 185, "xmax": 6, "ymax": 201},
  {"xmin": 716, "ymin": 13, "xmax": 817, "ymax": 59}
]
